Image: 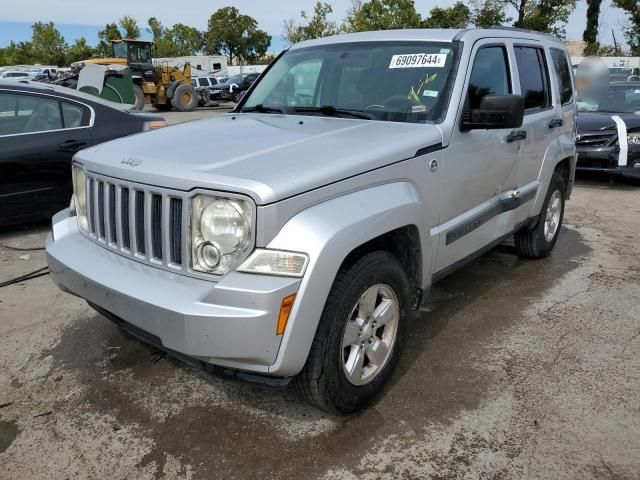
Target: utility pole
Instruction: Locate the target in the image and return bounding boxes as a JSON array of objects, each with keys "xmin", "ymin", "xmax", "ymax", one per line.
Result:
[{"xmin": 612, "ymin": 29, "xmax": 620, "ymax": 55}]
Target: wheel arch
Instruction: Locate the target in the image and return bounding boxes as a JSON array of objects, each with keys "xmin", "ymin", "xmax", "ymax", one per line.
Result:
[{"xmin": 265, "ymin": 182, "xmax": 430, "ymax": 376}]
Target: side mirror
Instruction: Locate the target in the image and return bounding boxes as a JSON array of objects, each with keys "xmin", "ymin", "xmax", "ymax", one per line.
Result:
[{"xmin": 461, "ymin": 94, "xmax": 524, "ymax": 130}]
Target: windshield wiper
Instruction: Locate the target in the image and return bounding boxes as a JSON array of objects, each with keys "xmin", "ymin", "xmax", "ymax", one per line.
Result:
[
  {"xmin": 242, "ymin": 104, "xmax": 287, "ymax": 114},
  {"xmin": 293, "ymin": 105, "xmax": 374, "ymax": 120}
]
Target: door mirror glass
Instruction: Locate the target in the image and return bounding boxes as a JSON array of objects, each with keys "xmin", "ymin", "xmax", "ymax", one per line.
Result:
[{"xmin": 461, "ymin": 94, "xmax": 524, "ymax": 130}]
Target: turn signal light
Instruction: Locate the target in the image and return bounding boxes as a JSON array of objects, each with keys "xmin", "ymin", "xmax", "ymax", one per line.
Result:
[
  {"xmin": 277, "ymin": 294, "xmax": 296, "ymax": 336},
  {"xmin": 143, "ymin": 120, "xmax": 168, "ymax": 131}
]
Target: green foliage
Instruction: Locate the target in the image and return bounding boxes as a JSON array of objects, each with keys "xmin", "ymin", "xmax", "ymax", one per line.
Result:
[
  {"xmin": 205, "ymin": 7, "xmax": 271, "ymax": 65},
  {"xmin": 0, "ymin": 41, "xmax": 34, "ymax": 66},
  {"xmin": 352, "ymin": 0, "xmax": 422, "ymax": 31},
  {"xmin": 98, "ymin": 23, "xmax": 122, "ymax": 44},
  {"xmin": 612, "ymin": 0, "xmax": 640, "ymax": 54},
  {"xmin": 342, "ymin": 0, "xmax": 364, "ymax": 32},
  {"xmin": 119, "ymin": 16, "xmax": 141, "ymax": 40},
  {"xmin": 30, "ymin": 21, "xmax": 66, "ymax": 66},
  {"xmin": 423, "ymin": 2, "xmax": 471, "ymax": 28},
  {"xmin": 507, "ymin": 0, "xmax": 577, "ymax": 38},
  {"xmin": 582, "ymin": 0, "xmax": 602, "ymax": 55},
  {"xmin": 471, "ymin": 0, "xmax": 511, "ymax": 28},
  {"xmin": 284, "ymin": 2, "xmax": 340, "ymax": 45},
  {"xmin": 65, "ymin": 37, "xmax": 97, "ymax": 65}
]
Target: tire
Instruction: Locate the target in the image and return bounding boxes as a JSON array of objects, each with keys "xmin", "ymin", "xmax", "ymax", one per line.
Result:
[
  {"xmin": 153, "ymin": 102, "xmax": 172, "ymax": 111},
  {"xmin": 231, "ymin": 91, "xmax": 242, "ymax": 103},
  {"xmin": 133, "ymin": 84, "xmax": 145, "ymax": 111},
  {"xmin": 515, "ymin": 172, "xmax": 566, "ymax": 258},
  {"xmin": 294, "ymin": 251, "xmax": 410, "ymax": 414},
  {"xmin": 171, "ymin": 84, "xmax": 198, "ymax": 112}
]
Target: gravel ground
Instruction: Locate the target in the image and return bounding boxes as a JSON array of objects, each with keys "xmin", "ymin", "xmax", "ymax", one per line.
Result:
[{"xmin": 0, "ymin": 176, "xmax": 639, "ymax": 480}]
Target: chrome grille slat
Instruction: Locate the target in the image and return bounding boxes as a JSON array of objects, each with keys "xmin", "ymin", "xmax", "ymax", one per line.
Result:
[
  {"xmin": 83, "ymin": 173, "xmax": 185, "ymax": 274},
  {"xmin": 135, "ymin": 190, "xmax": 146, "ymax": 255}
]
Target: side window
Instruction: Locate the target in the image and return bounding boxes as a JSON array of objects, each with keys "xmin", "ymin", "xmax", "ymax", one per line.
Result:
[
  {"xmin": 213, "ymin": 63, "xmax": 222, "ymax": 71},
  {"xmin": 468, "ymin": 46, "xmax": 511, "ymax": 110},
  {"xmin": 61, "ymin": 101, "xmax": 88, "ymax": 128},
  {"xmin": 550, "ymin": 48, "xmax": 574, "ymax": 105},
  {"xmin": 514, "ymin": 46, "xmax": 551, "ymax": 111},
  {"xmin": 0, "ymin": 93, "xmax": 62, "ymax": 135},
  {"xmin": 198, "ymin": 78, "xmax": 209, "ymax": 87}
]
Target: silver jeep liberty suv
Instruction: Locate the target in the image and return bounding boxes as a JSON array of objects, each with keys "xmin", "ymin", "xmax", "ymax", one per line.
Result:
[{"xmin": 47, "ymin": 28, "xmax": 576, "ymax": 413}]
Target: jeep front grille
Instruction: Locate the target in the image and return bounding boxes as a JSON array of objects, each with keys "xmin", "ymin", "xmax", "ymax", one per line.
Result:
[
  {"xmin": 576, "ymin": 132, "xmax": 617, "ymax": 148},
  {"xmin": 84, "ymin": 173, "xmax": 187, "ymax": 273}
]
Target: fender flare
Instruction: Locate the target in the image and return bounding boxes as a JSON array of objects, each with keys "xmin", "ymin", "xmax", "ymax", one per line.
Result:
[
  {"xmin": 166, "ymin": 80, "xmax": 181, "ymax": 99},
  {"xmin": 265, "ymin": 182, "xmax": 429, "ymax": 376},
  {"xmin": 532, "ymin": 133, "xmax": 576, "ymax": 216}
]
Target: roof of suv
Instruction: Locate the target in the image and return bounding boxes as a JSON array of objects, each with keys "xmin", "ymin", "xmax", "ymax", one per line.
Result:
[{"xmin": 291, "ymin": 28, "xmax": 564, "ymax": 50}]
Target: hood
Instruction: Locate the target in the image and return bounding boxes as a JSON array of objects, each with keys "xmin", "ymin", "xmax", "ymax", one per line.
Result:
[
  {"xmin": 75, "ymin": 113, "xmax": 441, "ymax": 205},
  {"xmin": 578, "ymin": 111, "xmax": 640, "ymax": 132}
]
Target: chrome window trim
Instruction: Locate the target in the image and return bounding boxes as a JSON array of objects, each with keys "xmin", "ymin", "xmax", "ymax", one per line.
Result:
[{"xmin": 0, "ymin": 87, "xmax": 96, "ymax": 138}]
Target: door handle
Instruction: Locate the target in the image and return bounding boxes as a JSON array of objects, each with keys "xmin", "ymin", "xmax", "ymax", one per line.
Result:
[
  {"xmin": 548, "ymin": 118, "xmax": 564, "ymax": 128},
  {"xmin": 59, "ymin": 140, "xmax": 87, "ymax": 152},
  {"xmin": 505, "ymin": 130, "xmax": 527, "ymax": 143}
]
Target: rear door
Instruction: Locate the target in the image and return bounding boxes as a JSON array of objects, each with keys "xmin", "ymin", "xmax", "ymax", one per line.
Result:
[
  {"xmin": 511, "ymin": 43, "xmax": 557, "ymax": 222},
  {"xmin": 0, "ymin": 91, "xmax": 91, "ymax": 224}
]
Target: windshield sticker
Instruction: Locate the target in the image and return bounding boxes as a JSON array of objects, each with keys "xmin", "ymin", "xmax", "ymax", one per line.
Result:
[
  {"xmin": 412, "ymin": 105, "xmax": 428, "ymax": 113},
  {"xmin": 423, "ymin": 90, "xmax": 439, "ymax": 98},
  {"xmin": 389, "ymin": 53, "xmax": 447, "ymax": 69}
]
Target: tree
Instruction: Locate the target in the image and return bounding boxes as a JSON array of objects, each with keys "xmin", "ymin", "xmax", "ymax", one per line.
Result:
[
  {"xmin": 30, "ymin": 22, "xmax": 66, "ymax": 66},
  {"xmin": 0, "ymin": 41, "xmax": 34, "ymax": 66},
  {"xmin": 505, "ymin": 0, "xmax": 577, "ymax": 37},
  {"xmin": 205, "ymin": 7, "xmax": 271, "ymax": 65},
  {"xmin": 582, "ymin": 0, "xmax": 602, "ymax": 55},
  {"xmin": 167, "ymin": 24, "xmax": 203, "ymax": 56},
  {"xmin": 423, "ymin": 2, "xmax": 471, "ymax": 28},
  {"xmin": 119, "ymin": 16, "xmax": 140, "ymax": 39},
  {"xmin": 471, "ymin": 0, "xmax": 511, "ymax": 28},
  {"xmin": 65, "ymin": 37, "xmax": 96, "ymax": 64},
  {"xmin": 98, "ymin": 23, "xmax": 122, "ymax": 43},
  {"xmin": 352, "ymin": 0, "xmax": 422, "ymax": 31},
  {"xmin": 342, "ymin": 0, "xmax": 364, "ymax": 32},
  {"xmin": 284, "ymin": 2, "xmax": 339, "ymax": 44},
  {"xmin": 612, "ymin": 0, "xmax": 640, "ymax": 54}
]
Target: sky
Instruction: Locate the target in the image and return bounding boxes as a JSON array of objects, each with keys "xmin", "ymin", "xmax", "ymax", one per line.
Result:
[{"xmin": 0, "ymin": 0, "xmax": 631, "ymax": 52}]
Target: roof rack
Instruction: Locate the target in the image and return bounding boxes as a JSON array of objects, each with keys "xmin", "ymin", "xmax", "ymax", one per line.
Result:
[{"xmin": 488, "ymin": 25, "xmax": 563, "ymax": 42}]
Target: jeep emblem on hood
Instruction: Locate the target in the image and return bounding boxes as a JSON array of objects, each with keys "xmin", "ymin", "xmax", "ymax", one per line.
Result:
[{"xmin": 122, "ymin": 156, "xmax": 143, "ymax": 167}]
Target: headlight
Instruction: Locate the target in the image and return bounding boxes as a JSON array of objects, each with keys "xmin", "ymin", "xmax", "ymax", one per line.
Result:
[
  {"xmin": 238, "ymin": 249, "xmax": 309, "ymax": 278},
  {"xmin": 72, "ymin": 164, "xmax": 89, "ymax": 232},
  {"xmin": 190, "ymin": 195, "xmax": 252, "ymax": 274}
]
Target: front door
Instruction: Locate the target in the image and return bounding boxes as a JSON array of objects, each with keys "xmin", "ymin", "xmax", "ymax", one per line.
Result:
[{"xmin": 434, "ymin": 42, "xmax": 521, "ymax": 273}]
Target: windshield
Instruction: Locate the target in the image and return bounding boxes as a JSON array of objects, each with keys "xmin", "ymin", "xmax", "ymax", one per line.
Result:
[
  {"xmin": 113, "ymin": 42, "xmax": 127, "ymax": 58},
  {"xmin": 242, "ymin": 41, "xmax": 459, "ymax": 123},
  {"xmin": 578, "ymin": 85, "xmax": 640, "ymax": 113},
  {"xmin": 225, "ymin": 74, "xmax": 245, "ymax": 85}
]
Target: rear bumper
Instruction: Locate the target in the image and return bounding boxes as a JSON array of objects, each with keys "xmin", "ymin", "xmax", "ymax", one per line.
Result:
[{"xmin": 46, "ymin": 211, "xmax": 301, "ymax": 374}]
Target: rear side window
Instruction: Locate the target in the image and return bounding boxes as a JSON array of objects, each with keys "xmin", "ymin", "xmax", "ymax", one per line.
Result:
[
  {"xmin": 61, "ymin": 101, "xmax": 88, "ymax": 128},
  {"xmin": 468, "ymin": 46, "xmax": 511, "ymax": 110},
  {"xmin": 0, "ymin": 93, "xmax": 62, "ymax": 135},
  {"xmin": 550, "ymin": 48, "xmax": 574, "ymax": 105},
  {"xmin": 514, "ymin": 46, "xmax": 551, "ymax": 111},
  {"xmin": 198, "ymin": 78, "xmax": 209, "ymax": 87}
]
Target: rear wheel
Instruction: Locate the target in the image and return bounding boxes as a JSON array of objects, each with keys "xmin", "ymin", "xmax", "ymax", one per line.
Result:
[
  {"xmin": 515, "ymin": 172, "xmax": 566, "ymax": 258},
  {"xmin": 133, "ymin": 84, "xmax": 145, "ymax": 111},
  {"xmin": 171, "ymin": 84, "xmax": 198, "ymax": 112},
  {"xmin": 294, "ymin": 251, "xmax": 410, "ymax": 414}
]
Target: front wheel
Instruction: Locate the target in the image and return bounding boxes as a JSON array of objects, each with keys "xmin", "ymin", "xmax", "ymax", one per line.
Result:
[
  {"xmin": 515, "ymin": 172, "xmax": 566, "ymax": 258},
  {"xmin": 294, "ymin": 251, "xmax": 410, "ymax": 414}
]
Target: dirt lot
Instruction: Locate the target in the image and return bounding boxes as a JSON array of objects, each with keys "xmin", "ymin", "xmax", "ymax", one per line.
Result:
[{"xmin": 1, "ymin": 161, "xmax": 639, "ymax": 478}]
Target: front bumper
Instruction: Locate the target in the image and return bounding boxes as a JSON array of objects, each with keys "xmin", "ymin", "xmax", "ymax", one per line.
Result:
[
  {"xmin": 576, "ymin": 146, "xmax": 640, "ymax": 178},
  {"xmin": 46, "ymin": 211, "xmax": 301, "ymax": 375}
]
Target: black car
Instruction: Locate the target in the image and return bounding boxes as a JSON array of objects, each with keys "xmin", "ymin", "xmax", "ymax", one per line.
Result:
[
  {"xmin": 576, "ymin": 81, "xmax": 640, "ymax": 178},
  {"xmin": 209, "ymin": 73, "xmax": 259, "ymax": 103},
  {"xmin": 0, "ymin": 80, "xmax": 166, "ymax": 227}
]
